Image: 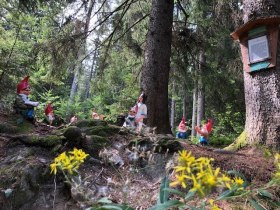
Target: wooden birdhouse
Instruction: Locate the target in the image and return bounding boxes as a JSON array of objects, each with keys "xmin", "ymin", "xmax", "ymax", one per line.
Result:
[{"xmin": 231, "ymin": 16, "xmax": 280, "ymax": 73}]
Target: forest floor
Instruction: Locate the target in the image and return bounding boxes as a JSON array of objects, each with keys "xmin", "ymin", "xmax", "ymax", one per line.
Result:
[{"xmin": 0, "ymin": 112, "xmax": 278, "ymax": 209}]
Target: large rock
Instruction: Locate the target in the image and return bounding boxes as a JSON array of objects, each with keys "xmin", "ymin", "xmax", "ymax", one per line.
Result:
[
  {"xmin": 83, "ymin": 125, "xmax": 120, "ymax": 137},
  {"xmin": 0, "ymin": 123, "xmax": 19, "ymax": 134},
  {"xmin": 63, "ymin": 126, "xmax": 83, "ymax": 146},
  {"xmin": 11, "ymin": 134, "xmax": 65, "ymax": 147},
  {"xmin": 129, "ymin": 135, "xmax": 182, "ymax": 153},
  {"xmin": 81, "ymin": 135, "xmax": 109, "ymax": 157},
  {"xmin": 0, "ymin": 147, "xmax": 52, "ymax": 210},
  {"xmin": 76, "ymin": 119, "xmax": 108, "ymax": 128}
]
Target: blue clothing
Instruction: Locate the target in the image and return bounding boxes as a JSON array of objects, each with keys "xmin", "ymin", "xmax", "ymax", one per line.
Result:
[
  {"xmin": 176, "ymin": 132, "xmax": 188, "ymax": 139},
  {"xmin": 199, "ymin": 136, "xmax": 208, "ymax": 145},
  {"xmin": 124, "ymin": 114, "xmax": 136, "ymax": 128},
  {"xmin": 14, "ymin": 94, "xmax": 36, "ymax": 122}
]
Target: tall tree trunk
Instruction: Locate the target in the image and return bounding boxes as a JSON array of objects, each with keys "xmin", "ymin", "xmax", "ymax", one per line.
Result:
[
  {"xmin": 84, "ymin": 40, "xmax": 99, "ymax": 99},
  {"xmin": 69, "ymin": 68, "xmax": 79, "ymax": 101},
  {"xmin": 170, "ymin": 97, "xmax": 176, "ymax": 130},
  {"xmin": 140, "ymin": 0, "xmax": 174, "ymax": 134},
  {"xmin": 196, "ymin": 50, "xmax": 206, "ymax": 134},
  {"xmin": 191, "ymin": 84, "xmax": 198, "ymax": 138},
  {"xmin": 183, "ymin": 91, "xmax": 187, "ymax": 120},
  {"xmin": 69, "ymin": 20, "xmax": 86, "ymax": 103},
  {"xmin": 82, "ymin": 0, "xmax": 96, "ymax": 99},
  {"xmin": 242, "ymin": 0, "xmax": 280, "ymax": 148},
  {"xmin": 170, "ymin": 81, "xmax": 176, "ymax": 130}
]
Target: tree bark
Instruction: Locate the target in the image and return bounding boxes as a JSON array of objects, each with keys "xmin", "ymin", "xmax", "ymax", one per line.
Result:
[
  {"xmin": 140, "ymin": 0, "xmax": 174, "ymax": 134},
  {"xmin": 183, "ymin": 91, "xmax": 187, "ymax": 120},
  {"xmin": 196, "ymin": 50, "xmax": 205, "ymax": 133},
  {"xmin": 170, "ymin": 81, "xmax": 176, "ymax": 130},
  {"xmin": 191, "ymin": 85, "xmax": 197, "ymax": 138},
  {"xmin": 170, "ymin": 97, "xmax": 175, "ymax": 130},
  {"xmin": 242, "ymin": 0, "xmax": 280, "ymax": 148}
]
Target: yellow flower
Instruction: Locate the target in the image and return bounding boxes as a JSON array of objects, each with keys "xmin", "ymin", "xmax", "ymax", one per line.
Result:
[
  {"xmin": 61, "ymin": 155, "xmax": 71, "ymax": 166},
  {"xmin": 50, "ymin": 163, "xmax": 59, "ymax": 174},
  {"xmin": 234, "ymin": 177, "xmax": 244, "ymax": 186},
  {"xmin": 191, "ymin": 175, "xmax": 204, "ymax": 195},
  {"xmin": 218, "ymin": 174, "xmax": 233, "ymax": 189},
  {"xmin": 209, "ymin": 199, "xmax": 221, "ymax": 210},
  {"xmin": 63, "ymin": 163, "xmax": 74, "ymax": 174},
  {"xmin": 69, "ymin": 148, "xmax": 89, "ymax": 162},
  {"xmin": 57, "ymin": 152, "xmax": 67, "ymax": 161},
  {"xmin": 170, "ymin": 173, "xmax": 191, "ymax": 188},
  {"xmin": 178, "ymin": 151, "xmax": 194, "ymax": 163},
  {"xmin": 204, "ymin": 174, "xmax": 217, "ymax": 187},
  {"xmin": 50, "ymin": 149, "xmax": 88, "ymax": 176},
  {"xmin": 174, "ymin": 166, "xmax": 187, "ymax": 173},
  {"xmin": 220, "ymin": 174, "xmax": 231, "ymax": 183},
  {"xmin": 275, "ymin": 153, "xmax": 280, "ymax": 162}
]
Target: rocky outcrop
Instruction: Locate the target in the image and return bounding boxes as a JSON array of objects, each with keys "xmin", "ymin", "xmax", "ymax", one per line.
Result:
[{"xmin": 0, "ymin": 116, "xmax": 184, "ymax": 209}]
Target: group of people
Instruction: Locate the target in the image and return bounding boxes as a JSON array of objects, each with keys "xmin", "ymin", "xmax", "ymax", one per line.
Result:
[{"xmin": 122, "ymin": 92, "xmax": 147, "ymax": 134}]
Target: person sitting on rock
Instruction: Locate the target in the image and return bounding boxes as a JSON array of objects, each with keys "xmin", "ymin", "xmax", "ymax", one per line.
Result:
[
  {"xmin": 45, "ymin": 103, "xmax": 55, "ymax": 126},
  {"xmin": 14, "ymin": 76, "xmax": 39, "ymax": 123},
  {"xmin": 195, "ymin": 119, "xmax": 213, "ymax": 146},
  {"xmin": 176, "ymin": 117, "xmax": 188, "ymax": 139},
  {"xmin": 135, "ymin": 92, "xmax": 147, "ymax": 134},
  {"xmin": 123, "ymin": 106, "xmax": 137, "ymax": 129}
]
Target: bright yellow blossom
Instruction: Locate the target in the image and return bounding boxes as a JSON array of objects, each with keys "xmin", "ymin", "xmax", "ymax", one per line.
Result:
[
  {"xmin": 50, "ymin": 148, "xmax": 89, "ymax": 176},
  {"xmin": 234, "ymin": 177, "xmax": 244, "ymax": 186},
  {"xmin": 191, "ymin": 174, "xmax": 204, "ymax": 195},
  {"xmin": 50, "ymin": 163, "xmax": 59, "ymax": 174},
  {"xmin": 171, "ymin": 150, "xmax": 239, "ymax": 196}
]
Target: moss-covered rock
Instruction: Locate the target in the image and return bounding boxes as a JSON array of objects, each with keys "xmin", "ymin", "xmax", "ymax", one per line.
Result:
[
  {"xmin": 154, "ymin": 138, "xmax": 182, "ymax": 153},
  {"xmin": 0, "ymin": 123, "xmax": 19, "ymax": 134},
  {"xmin": 83, "ymin": 125, "xmax": 120, "ymax": 137},
  {"xmin": 0, "ymin": 158, "xmax": 50, "ymax": 209},
  {"xmin": 51, "ymin": 126, "xmax": 67, "ymax": 135},
  {"xmin": 0, "ymin": 113, "xmax": 36, "ymax": 134},
  {"xmin": 81, "ymin": 135, "xmax": 109, "ymax": 157},
  {"xmin": 128, "ymin": 137, "xmax": 154, "ymax": 151},
  {"xmin": 76, "ymin": 119, "xmax": 108, "ymax": 128},
  {"xmin": 128, "ymin": 135, "xmax": 182, "ymax": 153},
  {"xmin": 63, "ymin": 126, "xmax": 83, "ymax": 146},
  {"xmin": 11, "ymin": 134, "xmax": 64, "ymax": 147}
]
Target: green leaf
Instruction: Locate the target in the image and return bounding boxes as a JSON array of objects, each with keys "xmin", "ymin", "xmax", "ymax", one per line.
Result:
[
  {"xmin": 163, "ymin": 188, "xmax": 185, "ymax": 198},
  {"xmin": 98, "ymin": 197, "xmax": 113, "ymax": 204},
  {"xmin": 198, "ymin": 201, "xmax": 206, "ymax": 210},
  {"xmin": 158, "ymin": 176, "xmax": 170, "ymax": 204},
  {"xmin": 96, "ymin": 205, "xmax": 122, "ymax": 210},
  {"xmin": 149, "ymin": 200, "xmax": 184, "ymax": 210},
  {"xmin": 267, "ymin": 199, "xmax": 280, "ymax": 208},
  {"xmin": 180, "ymin": 204, "xmax": 198, "ymax": 210},
  {"xmin": 184, "ymin": 190, "xmax": 196, "ymax": 200},
  {"xmin": 217, "ymin": 189, "xmax": 235, "ymax": 200},
  {"xmin": 94, "ymin": 203, "xmax": 134, "ymax": 210},
  {"xmin": 249, "ymin": 199, "xmax": 266, "ymax": 210},
  {"xmin": 257, "ymin": 189, "xmax": 273, "ymax": 199}
]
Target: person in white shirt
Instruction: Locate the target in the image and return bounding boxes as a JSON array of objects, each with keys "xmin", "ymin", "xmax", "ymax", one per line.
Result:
[{"xmin": 135, "ymin": 92, "xmax": 147, "ymax": 134}]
